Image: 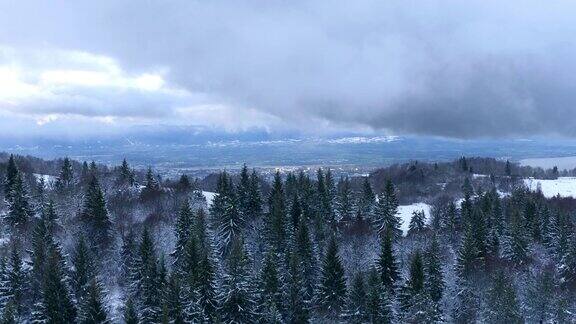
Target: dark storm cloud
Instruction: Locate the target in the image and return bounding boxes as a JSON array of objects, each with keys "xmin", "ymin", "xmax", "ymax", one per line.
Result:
[{"xmin": 1, "ymin": 0, "xmax": 575, "ymax": 137}]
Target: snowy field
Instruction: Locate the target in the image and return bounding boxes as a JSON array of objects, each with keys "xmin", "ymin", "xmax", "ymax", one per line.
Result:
[
  {"xmin": 202, "ymin": 191, "xmax": 216, "ymax": 206},
  {"xmin": 520, "ymin": 156, "xmax": 576, "ymax": 170},
  {"xmin": 398, "ymin": 203, "xmax": 431, "ymax": 235},
  {"xmin": 524, "ymin": 177, "xmax": 576, "ymax": 198}
]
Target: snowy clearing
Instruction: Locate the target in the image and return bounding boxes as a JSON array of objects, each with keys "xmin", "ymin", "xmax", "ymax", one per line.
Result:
[
  {"xmin": 203, "ymin": 191, "xmax": 216, "ymax": 206},
  {"xmin": 524, "ymin": 177, "xmax": 576, "ymax": 198},
  {"xmin": 33, "ymin": 173, "xmax": 56, "ymax": 185},
  {"xmin": 398, "ymin": 203, "xmax": 431, "ymax": 236}
]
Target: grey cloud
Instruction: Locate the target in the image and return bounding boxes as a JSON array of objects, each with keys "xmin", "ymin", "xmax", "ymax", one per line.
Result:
[{"xmin": 1, "ymin": 0, "xmax": 576, "ymax": 137}]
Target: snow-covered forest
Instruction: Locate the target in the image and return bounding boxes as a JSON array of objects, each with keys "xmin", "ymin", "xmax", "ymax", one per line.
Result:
[{"xmin": 0, "ymin": 154, "xmax": 575, "ymax": 323}]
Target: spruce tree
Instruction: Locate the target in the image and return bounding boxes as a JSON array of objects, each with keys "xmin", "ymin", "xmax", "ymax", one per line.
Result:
[
  {"xmin": 78, "ymin": 279, "xmax": 109, "ymax": 324},
  {"xmin": 120, "ymin": 231, "xmax": 137, "ymax": 286},
  {"xmin": 456, "ymin": 224, "xmax": 481, "ymax": 280},
  {"xmin": 377, "ymin": 231, "xmax": 399, "ymax": 291},
  {"xmin": 3, "ymin": 155, "xmax": 19, "ymax": 202},
  {"xmin": 123, "ymin": 298, "xmax": 139, "ymax": 324},
  {"xmin": 336, "ymin": 176, "xmax": 355, "ymax": 223},
  {"xmin": 33, "ymin": 242, "xmax": 77, "ymax": 323},
  {"xmin": 289, "ymin": 193, "xmax": 302, "ymax": 230},
  {"xmin": 131, "ymin": 229, "xmax": 162, "ymax": 323},
  {"xmin": 294, "ymin": 216, "xmax": 317, "ymax": 300},
  {"xmin": 5, "ymin": 245, "xmax": 25, "ymax": 316},
  {"xmin": 407, "ymin": 210, "xmax": 427, "ymax": 237},
  {"xmin": 172, "ymin": 200, "xmax": 194, "ymax": 270},
  {"xmin": 71, "ymin": 235, "xmax": 96, "ymax": 304},
  {"xmin": 284, "ymin": 253, "xmax": 310, "ymax": 324},
  {"xmin": 5, "ymin": 172, "xmax": 32, "ymax": 229},
  {"xmin": 425, "ymin": 236, "xmax": 444, "ymax": 304},
  {"xmin": 317, "ymin": 236, "xmax": 347, "ymax": 319},
  {"xmin": 267, "ymin": 171, "xmax": 287, "ymax": 254},
  {"xmin": 55, "ymin": 157, "xmax": 74, "ymax": 193},
  {"xmin": 345, "ymin": 272, "xmax": 367, "ymax": 323},
  {"xmin": 210, "ymin": 171, "xmax": 242, "ymax": 256},
  {"xmin": 164, "ymin": 273, "xmax": 185, "ymax": 324},
  {"xmin": 219, "ymin": 237, "xmax": 256, "ymax": 324},
  {"xmin": 258, "ymin": 252, "xmax": 283, "ymax": 317},
  {"xmin": 81, "ymin": 176, "xmax": 113, "ymax": 250},
  {"xmin": 365, "ymin": 267, "xmax": 392, "ymax": 324},
  {"xmin": 373, "ymin": 180, "xmax": 401, "ymax": 239},
  {"xmin": 359, "ymin": 177, "xmax": 375, "ymax": 220},
  {"xmin": 525, "ymin": 267, "xmax": 556, "ymax": 323},
  {"xmin": 484, "ymin": 271, "xmax": 523, "ymax": 323},
  {"xmin": 500, "ymin": 210, "xmax": 530, "ymax": 266},
  {"xmin": 117, "ymin": 158, "xmax": 135, "ymax": 187}
]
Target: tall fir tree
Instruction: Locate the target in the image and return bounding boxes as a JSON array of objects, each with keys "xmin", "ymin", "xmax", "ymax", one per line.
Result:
[
  {"xmin": 373, "ymin": 180, "xmax": 402, "ymax": 240},
  {"xmin": 407, "ymin": 210, "xmax": 427, "ymax": 237},
  {"xmin": 425, "ymin": 236, "xmax": 444, "ymax": 304},
  {"xmin": 336, "ymin": 176, "xmax": 355, "ymax": 223},
  {"xmin": 266, "ymin": 171, "xmax": 287, "ymax": 254},
  {"xmin": 55, "ymin": 157, "xmax": 74, "ymax": 193},
  {"xmin": 78, "ymin": 279, "xmax": 109, "ymax": 324},
  {"xmin": 284, "ymin": 253, "xmax": 310, "ymax": 324},
  {"xmin": 210, "ymin": 171, "xmax": 242, "ymax": 256},
  {"xmin": 484, "ymin": 271, "xmax": 523, "ymax": 323},
  {"xmin": 219, "ymin": 237, "xmax": 256, "ymax": 324},
  {"xmin": 359, "ymin": 177, "xmax": 375, "ymax": 220},
  {"xmin": 71, "ymin": 235, "xmax": 96, "ymax": 304},
  {"xmin": 80, "ymin": 176, "xmax": 113, "ymax": 250},
  {"xmin": 365, "ymin": 267, "xmax": 393, "ymax": 324},
  {"xmin": 377, "ymin": 231, "xmax": 399, "ymax": 291},
  {"xmin": 32, "ymin": 241, "xmax": 77, "ymax": 323},
  {"xmin": 317, "ymin": 236, "xmax": 347, "ymax": 319},
  {"xmin": 172, "ymin": 200, "xmax": 194, "ymax": 270}
]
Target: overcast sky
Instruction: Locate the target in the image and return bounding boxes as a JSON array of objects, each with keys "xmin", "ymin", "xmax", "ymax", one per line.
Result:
[{"xmin": 0, "ymin": 0, "xmax": 575, "ymax": 139}]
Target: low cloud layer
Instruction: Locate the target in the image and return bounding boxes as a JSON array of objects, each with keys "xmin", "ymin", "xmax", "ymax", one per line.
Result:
[{"xmin": 1, "ymin": 0, "xmax": 576, "ymax": 138}]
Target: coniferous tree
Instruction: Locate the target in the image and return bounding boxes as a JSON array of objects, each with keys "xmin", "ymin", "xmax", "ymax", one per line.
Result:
[
  {"xmin": 336, "ymin": 176, "xmax": 355, "ymax": 223},
  {"xmin": 345, "ymin": 272, "xmax": 367, "ymax": 323},
  {"xmin": 5, "ymin": 172, "xmax": 32, "ymax": 229},
  {"xmin": 164, "ymin": 273, "xmax": 185, "ymax": 324},
  {"xmin": 407, "ymin": 210, "xmax": 427, "ymax": 237},
  {"xmin": 456, "ymin": 224, "xmax": 481, "ymax": 280},
  {"xmin": 32, "ymin": 241, "xmax": 77, "ymax": 323},
  {"xmin": 294, "ymin": 216, "xmax": 317, "ymax": 300},
  {"xmin": 123, "ymin": 298, "xmax": 139, "ymax": 324},
  {"xmin": 365, "ymin": 267, "xmax": 392, "ymax": 324},
  {"xmin": 3, "ymin": 155, "xmax": 19, "ymax": 203},
  {"xmin": 425, "ymin": 236, "xmax": 444, "ymax": 304},
  {"xmin": 172, "ymin": 200, "xmax": 194, "ymax": 270},
  {"xmin": 71, "ymin": 235, "xmax": 96, "ymax": 304},
  {"xmin": 284, "ymin": 253, "xmax": 310, "ymax": 324},
  {"xmin": 248, "ymin": 169, "xmax": 263, "ymax": 221},
  {"xmin": 210, "ymin": 171, "xmax": 241, "ymax": 256},
  {"xmin": 377, "ymin": 231, "xmax": 399, "ymax": 291},
  {"xmin": 55, "ymin": 157, "xmax": 74, "ymax": 193},
  {"xmin": 373, "ymin": 180, "xmax": 401, "ymax": 239},
  {"xmin": 267, "ymin": 171, "xmax": 287, "ymax": 254},
  {"xmin": 525, "ymin": 267, "xmax": 556, "ymax": 323},
  {"xmin": 117, "ymin": 159, "xmax": 135, "ymax": 187},
  {"xmin": 258, "ymin": 252, "xmax": 283, "ymax": 318},
  {"xmin": 192, "ymin": 209, "xmax": 218, "ymax": 320},
  {"xmin": 484, "ymin": 271, "xmax": 523, "ymax": 323},
  {"xmin": 219, "ymin": 237, "xmax": 256, "ymax": 324},
  {"xmin": 78, "ymin": 279, "xmax": 109, "ymax": 324},
  {"xmin": 81, "ymin": 176, "xmax": 113, "ymax": 250},
  {"xmin": 452, "ymin": 279, "xmax": 479, "ymax": 324},
  {"xmin": 289, "ymin": 194, "xmax": 302, "ymax": 230},
  {"xmin": 501, "ymin": 210, "xmax": 530, "ymax": 266},
  {"xmin": 237, "ymin": 164, "xmax": 252, "ymax": 223},
  {"xmin": 131, "ymin": 229, "xmax": 162, "ymax": 323},
  {"xmin": 5, "ymin": 245, "xmax": 25, "ymax": 316},
  {"xmin": 317, "ymin": 236, "xmax": 347, "ymax": 319},
  {"xmin": 359, "ymin": 177, "xmax": 375, "ymax": 220}
]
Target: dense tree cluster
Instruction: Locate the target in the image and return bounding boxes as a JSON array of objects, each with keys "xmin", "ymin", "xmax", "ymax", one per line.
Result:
[{"xmin": 0, "ymin": 154, "xmax": 575, "ymax": 322}]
